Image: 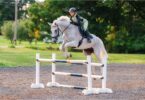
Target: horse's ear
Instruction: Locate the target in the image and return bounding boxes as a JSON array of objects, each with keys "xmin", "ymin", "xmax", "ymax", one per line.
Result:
[{"xmin": 48, "ymin": 22, "xmax": 52, "ymax": 26}]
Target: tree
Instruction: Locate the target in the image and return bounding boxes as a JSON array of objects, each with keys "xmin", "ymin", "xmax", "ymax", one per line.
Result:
[
  {"xmin": 0, "ymin": 0, "xmax": 15, "ymax": 27},
  {"xmin": 23, "ymin": 0, "xmax": 145, "ymax": 53},
  {"xmin": 1, "ymin": 19, "xmax": 35, "ymax": 43}
]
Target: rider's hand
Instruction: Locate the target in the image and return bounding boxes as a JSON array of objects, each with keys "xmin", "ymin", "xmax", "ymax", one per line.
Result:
[{"xmin": 70, "ymin": 21, "xmax": 79, "ymax": 26}]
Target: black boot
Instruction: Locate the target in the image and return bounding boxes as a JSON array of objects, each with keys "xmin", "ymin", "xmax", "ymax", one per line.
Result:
[
  {"xmin": 82, "ymin": 31, "xmax": 92, "ymax": 43},
  {"xmin": 87, "ymin": 37, "xmax": 91, "ymax": 43}
]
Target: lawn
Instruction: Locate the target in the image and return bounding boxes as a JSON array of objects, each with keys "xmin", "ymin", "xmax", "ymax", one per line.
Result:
[
  {"xmin": 0, "ymin": 48, "xmax": 145, "ymax": 67},
  {"xmin": 0, "ymin": 36, "xmax": 145, "ymax": 67}
]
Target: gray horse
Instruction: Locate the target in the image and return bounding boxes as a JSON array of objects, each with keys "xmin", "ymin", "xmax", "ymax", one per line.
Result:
[
  {"xmin": 49, "ymin": 16, "xmax": 109, "ymax": 89},
  {"xmin": 50, "ymin": 16, "xmax": 108, "ymax": 61}
]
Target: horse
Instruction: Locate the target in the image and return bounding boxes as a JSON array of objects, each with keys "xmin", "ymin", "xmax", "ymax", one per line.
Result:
[
  {"xmin": 49, "ymin": 16, "xmax": 108, "ymax": 83},
  {"xmin": 49, "ymin": 16, "xmax": 108, "ymax": 59}
]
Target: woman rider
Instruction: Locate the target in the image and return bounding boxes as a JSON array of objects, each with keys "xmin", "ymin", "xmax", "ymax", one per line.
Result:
[{"xmin": 68, "ymin": 7, "xmax": 92, "ymax": 43}]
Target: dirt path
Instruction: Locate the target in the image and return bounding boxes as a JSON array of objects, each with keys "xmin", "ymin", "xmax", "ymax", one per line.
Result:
[{"xmin": 0, "ymin": 63, "xmax": 145, "ymax": 100}]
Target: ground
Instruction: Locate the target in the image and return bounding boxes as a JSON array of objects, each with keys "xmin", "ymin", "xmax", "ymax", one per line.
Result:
[{"xmin": 0, "ymin": 63, "xmax": 145, "ymax": 100}]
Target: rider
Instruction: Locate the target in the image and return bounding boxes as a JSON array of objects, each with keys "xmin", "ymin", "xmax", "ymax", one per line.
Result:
[{"xmin": 68, "ymin": 7, "xmax": 92, "ymax": 43}]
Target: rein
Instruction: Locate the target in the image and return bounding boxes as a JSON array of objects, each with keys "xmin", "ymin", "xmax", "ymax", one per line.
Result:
[{"xmin": 52, "ymin": 24, "xmax": 71, "ymax": 39}]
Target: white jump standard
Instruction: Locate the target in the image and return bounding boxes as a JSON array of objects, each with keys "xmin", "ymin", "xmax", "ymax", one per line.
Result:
[
  {"xmin": 31, "ymin": 54, "xmax": 44, "ymax": 88},
  {"xmin": 31, "ymin": 53, "xmax": 113, "ymax": 95}
]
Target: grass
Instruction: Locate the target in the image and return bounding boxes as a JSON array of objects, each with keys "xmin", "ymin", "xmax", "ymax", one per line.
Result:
[
  {"xmin": 108, "ymin": 53, "xmax": 145, "ymax": 64},
  {"xmin": 0, "ymin": 36, "xmax": 145, "ymax": 67},
  {"xmin": 0, "ymin": 36, "xmax": 10, "ymax": 45},
  {"xmin": 0, "ymin": 48, "xmax": 145, "ymax": 67}
]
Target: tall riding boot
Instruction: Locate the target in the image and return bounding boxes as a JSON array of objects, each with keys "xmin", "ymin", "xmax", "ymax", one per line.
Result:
[
  {"xmin": 84, "ymin": 31, "xmax": 92, "ymax": 43},
  {"xmin": 87, "ymin": 37, "xmax": 91, "ymax": 43}
]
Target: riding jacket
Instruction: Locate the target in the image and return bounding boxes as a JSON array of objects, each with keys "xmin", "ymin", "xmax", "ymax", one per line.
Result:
[{"xmin": 70, "ymin": 14, "xmax": 88, "ymax": 31}]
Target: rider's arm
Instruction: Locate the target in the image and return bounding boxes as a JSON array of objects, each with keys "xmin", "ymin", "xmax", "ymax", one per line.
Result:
[
  {"xmin": 70, "ymin": 21, "xmax": 80, "ymax": 26},
  {"xmin": 70, "ymin": 16, "xmax": 81, "ymax": 26},
  {"xmin": 82, "ymin": 18, "xmax": 88, "ymax": 31}
]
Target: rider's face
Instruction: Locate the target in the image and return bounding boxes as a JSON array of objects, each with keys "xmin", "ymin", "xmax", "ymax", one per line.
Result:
[{"xmin": 69, "ymin": 12, "xmax": 75, "ymax": 17}]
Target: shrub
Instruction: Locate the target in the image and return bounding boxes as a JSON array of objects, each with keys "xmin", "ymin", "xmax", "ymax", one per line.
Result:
[
  {"xmin": 1, "ymin": 19, "xmax": 35, "ymax": 43},
  {"xmin": 1, "ymin": 21, "xmax": 14, "ymax": 42}
]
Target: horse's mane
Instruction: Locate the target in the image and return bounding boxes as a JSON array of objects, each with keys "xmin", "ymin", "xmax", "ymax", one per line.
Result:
[
  {"xmin": 57, "ymin": 16, "xmax": 70, "ymax": 22},
  {"xmin": 52, "ymin": 16, "xmax": 70, "ymax": 27}
]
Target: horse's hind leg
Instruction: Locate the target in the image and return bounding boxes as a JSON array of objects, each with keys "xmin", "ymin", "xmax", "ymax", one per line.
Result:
[
  {"xmin": 92, "ymin": 47, "xmax": 102, "ymax": 76},
  {"xmin": 93, "ymin": 45, "xmax": 108, "ymax": 89}
]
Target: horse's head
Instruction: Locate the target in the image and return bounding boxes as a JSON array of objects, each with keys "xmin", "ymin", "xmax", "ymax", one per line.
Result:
[
  {"xmin": 50, "ymin": 20, "xmax": 59, "ymax": 43},
  {"xmin": 50, "ymin": 16, "xmax": 70, "ymax": 43}
]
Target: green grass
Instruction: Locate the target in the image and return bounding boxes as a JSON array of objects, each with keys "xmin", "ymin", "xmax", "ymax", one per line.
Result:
[
  {"xmin": 0, "ymin": 36, "xmax": 145, "ymax": 67},
  {"xmin": 0, "ymin": 48, "xmax": 145, "ymax": 67},
  {"xmin": 108, "ymin": 53, "xmax": 145, "ymax": 64},
  {"xmin": 0, "ymin": 36, "xmax": 10, "ymax": 45},
  {"xmin": 0, "ymin": 36, "xmax": 59, "ymax": 50}
]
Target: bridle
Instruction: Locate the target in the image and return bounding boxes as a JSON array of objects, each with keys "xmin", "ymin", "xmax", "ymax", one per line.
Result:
[{"xmin": 51, "ymin": 24, "xmax": 71, "ymax": 39}]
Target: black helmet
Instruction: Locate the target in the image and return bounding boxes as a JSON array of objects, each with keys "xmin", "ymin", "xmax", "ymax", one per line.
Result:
[{"xmin": 69, "ymin": 7, "xmax": 77, "ymax": 13}]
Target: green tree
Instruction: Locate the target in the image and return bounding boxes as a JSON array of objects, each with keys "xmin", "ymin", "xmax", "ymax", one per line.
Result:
[
  {"xmin": 1, "ymin": 21, "xmax": 14, "ymax": 42},
  {"xmin": 1, "ymin": 19, "xmax": 35, "ymax": 43},
  {"xmin": 27, "ymin": 0, "xmax": 145, "ymax": 53}
]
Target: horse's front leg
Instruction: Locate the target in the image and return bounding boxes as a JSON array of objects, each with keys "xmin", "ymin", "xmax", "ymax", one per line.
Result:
[
  {"xmin": 59, "ymin": 41, "xmax": 71, "ymax": 58},
  {"xmin": 63, "ymin": 41, "xmax": 78, "ymax": 58},
  {"xmin": 59, "ymin": 41, "xmax": 66, "ymax": 52}
]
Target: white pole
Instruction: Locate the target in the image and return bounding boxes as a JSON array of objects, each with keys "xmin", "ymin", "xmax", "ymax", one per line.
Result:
[
  {"xmin": 87, "ymin": 55, "xmax": 92, "ymax": 90},
  {"xmin": 102, "ymin": 59, "xmax": 107, "ymax": 88},
  {"xmin": 47, "ymin": 53, "xmax": 59, "ymax": 87},
  {"xmin": 52, "ymin": 53, "xmax": 56, "ymax": 83},
  {"xmin": 36, "ymin": 53, "xmax": 40, "ymax": 84},
  {"xmin": 97, "ymin": 58, "xmax": 113, "ymax": 94},
  {"xmin": 31, "ymin": 53, "xmax": 44, "ymax": 88}
]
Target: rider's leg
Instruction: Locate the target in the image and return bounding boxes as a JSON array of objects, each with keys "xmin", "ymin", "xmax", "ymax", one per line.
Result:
[{"xmin": 78, "ymin": 26, "xmax": 92, "ymax": 43}]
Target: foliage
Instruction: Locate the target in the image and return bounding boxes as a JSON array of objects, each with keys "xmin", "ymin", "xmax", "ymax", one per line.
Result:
[
  {"xmin": 1, "ymin": 19, "xmax": 35, "ymax": 43},
  {"xmin": 0, "ymin": 0, "xmax": 15, "ymax": 24},
  {"xmin": 1, "ymin": 0, "xmax": 145, "ymax": 53},
  {"xmin": 18, "ymin": 19, "xmax": 35, "ymax": 43},
  {"xmin": 1, "ymin": 21, "xmax": 14, "ymax": 42}
]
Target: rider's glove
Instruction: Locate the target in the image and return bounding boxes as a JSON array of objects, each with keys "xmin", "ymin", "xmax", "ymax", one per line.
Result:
[{"xmin": 70, "ymin": 21, "xmax": 80, "ymax": 26}]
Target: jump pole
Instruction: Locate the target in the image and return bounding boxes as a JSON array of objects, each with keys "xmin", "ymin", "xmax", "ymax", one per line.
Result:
[
  {"xmin": 47, "ymin": 53, "xmax": 60, "ymax": 87},
  {"xmin": 31, "ymin": 53, "xmax": 113, "ymax": 95},
  {"xmin": 47, "ymin": 54, "xmax": 100, "ymax": 95},
  {"xmin": 82, "ymin": 55, "xmax": 100, "ymax": 95},
  {"xmin": 31, "ymin": 53, "xmax": 44, "ymax": 88},
  {"xmin": 96, "ymin": 59, "xmax": 113, "ymax": 93}
]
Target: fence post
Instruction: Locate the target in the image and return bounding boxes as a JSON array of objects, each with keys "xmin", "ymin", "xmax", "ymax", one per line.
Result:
[
  {"xmin": 52, "ymin": 53, "xmax": 56, "ymax": 83},
  {"xmin": 47, "ymin": 53, "xmax": 60, "ymax": 87},
  {"xmin": 31, "ymin": 53, "xmax": 44, "ymax": 88},
  {"xmin": 87, "ymin": 55, "xmax": 92, "ymax": 90}
]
